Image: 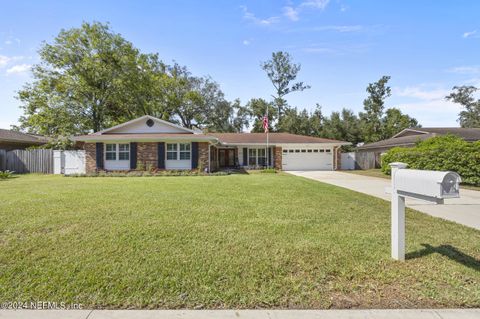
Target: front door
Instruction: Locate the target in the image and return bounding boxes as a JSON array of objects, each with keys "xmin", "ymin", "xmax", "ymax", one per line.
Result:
[{"xmin": 218, "ymin": 149, "xmax": 235, "ymax": 168}]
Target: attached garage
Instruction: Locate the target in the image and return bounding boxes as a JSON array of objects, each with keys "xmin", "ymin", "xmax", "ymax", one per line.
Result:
[{"xmin": 281, "ymin": 147, "xmax": 333, "ymax": 171}]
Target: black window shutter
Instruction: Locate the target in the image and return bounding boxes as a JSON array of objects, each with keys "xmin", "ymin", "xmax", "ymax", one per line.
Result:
[
  {"xmin": 191, "ymin": 142, "xmax": 199, "ymax": 169},
  {"xmin": 157, "ymin": 142, "xmax": 165, "ymax": 169},
  {"xmin": 96, "ymin": 143, "xmax": 104, "ymax": 170},
  {"xmin": 243, "ymin": 148, "xmax": 248, "ymax": 166},
  {"xmin": 130, "ymin": 142, "xmax": 137, "ymax": 169},
  {"xmin": 268, "ymin": 147, "xmax": 272, "ymax": 167}
]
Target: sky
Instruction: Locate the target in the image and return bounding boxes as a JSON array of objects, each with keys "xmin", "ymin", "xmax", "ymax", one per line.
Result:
[{"xmin": 1, "ymin": 0, "xmax": 480, "ymax": 129}]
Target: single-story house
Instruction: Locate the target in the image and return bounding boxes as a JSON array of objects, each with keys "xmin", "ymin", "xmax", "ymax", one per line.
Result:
[
  {"xmin": 0, "ymin": 129, "xmax": 48, "ymax": 151},
  {"xmin": 356, "ymin": 127, "xmax": 480, "ymax": 169},
  {"xmin": 73, "ymin": 115, "xmax": 349, "ymax": 173}
]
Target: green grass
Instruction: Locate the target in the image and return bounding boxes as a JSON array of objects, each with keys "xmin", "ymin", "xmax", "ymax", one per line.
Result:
[
  {"xmin": 0, "ymin": 174, "xmax": 479, "ymax": 309},
  {"xmin": 343, "ymin": 169, "xmax": 480, "ymax": 191}
]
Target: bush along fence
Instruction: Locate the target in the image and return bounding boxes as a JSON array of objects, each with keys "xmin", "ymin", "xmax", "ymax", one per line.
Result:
[
  {"xmin": 381, "ymin": 135, "xmax": 480, "ymax": 186},
  {"xmin": 0, "ymin": 149, "xmax": 53, "ymax": 174}
]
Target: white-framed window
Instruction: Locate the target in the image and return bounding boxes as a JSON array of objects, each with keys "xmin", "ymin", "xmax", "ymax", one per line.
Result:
[
  {"xmin": 166, "ymin": 143, "xmax": 178, "ymax": 160},
  {"xmin": 179, "ymin": 143, "xmax": 191, "ymax": 160},
  {"xmin": 106, "ymin": 144, "xmax": 117, "ymax": 160},
  {"xmin": 258, "ymin": 148, "xmax": 266, "ymax": 166},
  {"xmin": 105, "ymin": 143, "xmax": 129, "ymax": 161},
  {"xmin": 248, "ymin": 148, "xmax": 257, "ymax": 166},
  {"xmin": 166, "ymin": 143, "xmax": 191, "ymax": 160},
  {"xmin": 119, "ymin": 144, "xmax": 130, "ymax": 160},
  {"xmin": 248, "ymin": 148, "xmax": 267, "ymax": 166}
]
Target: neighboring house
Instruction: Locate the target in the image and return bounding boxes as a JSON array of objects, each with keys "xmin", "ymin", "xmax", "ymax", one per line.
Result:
[
  {"xmin": 356, "ymin": 127, "xmax": 480, "ymax": 169},
  {"xmin": 0, "ymin": 129, "xmax": 48, "ymax": 151},
  {"xmin": 73, "ymin": 115, "xmax": 349, "ymax": 173}
]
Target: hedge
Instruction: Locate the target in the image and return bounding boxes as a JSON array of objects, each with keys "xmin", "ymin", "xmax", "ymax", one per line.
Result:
[{"xmin": 381, "ymin": 135, "xmax": 480, "ymax": 186}]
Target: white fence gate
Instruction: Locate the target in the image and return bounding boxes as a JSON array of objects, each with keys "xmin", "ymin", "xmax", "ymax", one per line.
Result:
[
  {"xmin": 340, "ymin": 152, "xmax": 356, "ymax": 170},
  {"xmin": 54, "ymin": 150, "xmax": 86, "ymax": 175}
]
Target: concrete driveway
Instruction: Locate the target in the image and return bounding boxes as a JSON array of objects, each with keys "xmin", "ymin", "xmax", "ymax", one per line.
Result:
[{"xmin": 288, "ymin": 170, "xmax": 480, "ymax": 230}]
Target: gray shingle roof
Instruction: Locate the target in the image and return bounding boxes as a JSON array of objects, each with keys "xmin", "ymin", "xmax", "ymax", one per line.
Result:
[
  {"xmin": 0, "ymin": 129, "xmax": 48, "ymax": 145},
  {"xmin": 358, "ymin": 127, "xmax": 480, "ymax": 150}
]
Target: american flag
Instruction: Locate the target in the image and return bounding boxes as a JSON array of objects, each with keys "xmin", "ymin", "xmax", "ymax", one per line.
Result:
[{"xmin": 262, "ymin": 115, "xmax": 269, "ymax": 133}]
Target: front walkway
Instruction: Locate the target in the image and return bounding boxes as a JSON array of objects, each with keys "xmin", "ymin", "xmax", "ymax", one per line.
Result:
[
  {"xmin": 288, "ymin": 171, "xmax": 480, "ymax": 230},
  {"xmin": 1, "ymin": 309, "xmax": 479, "ymax": 319}
]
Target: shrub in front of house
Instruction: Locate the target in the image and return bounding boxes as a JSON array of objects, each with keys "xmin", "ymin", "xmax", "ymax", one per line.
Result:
[
  {"xmin": 65, "ymin": 170, "xmax": 230, "ymax": 177},
  {"xmin": 381, "ymin": 135, "xmax": 480, "ymax": 186}
]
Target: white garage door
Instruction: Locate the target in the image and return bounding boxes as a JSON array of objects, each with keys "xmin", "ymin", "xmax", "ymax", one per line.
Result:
[{"xmin": 282, "ymin": 148, "xmax": 333, "ymax": 171}]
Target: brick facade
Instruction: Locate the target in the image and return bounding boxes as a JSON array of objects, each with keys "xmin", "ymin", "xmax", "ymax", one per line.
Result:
[
  {"xmin": 137, "ymin": 142, "xmax": 157, "ymax": 169},
  {"xmin": 274, "ymin": 146, "xmax": 282, "ymax": 170},
  {"xmin": 198, "ymin": 142, "xmax": 209, "ymax": 171},
  {"xmin": 84, "ymin": 142, "xmax": 97, "ymax": 173}
]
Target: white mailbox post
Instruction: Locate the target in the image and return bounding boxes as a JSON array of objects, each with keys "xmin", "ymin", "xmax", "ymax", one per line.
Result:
[{"xmin": 389, "ymin": 162, "xmax": 461, "ymax": 261}]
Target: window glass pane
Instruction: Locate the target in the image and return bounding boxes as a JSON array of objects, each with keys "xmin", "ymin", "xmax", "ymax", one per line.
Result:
[
  {"xmin": 106, "ymin": 152, "xmax": 116, "ymax": 160},
  {"xmin": 313, "ymin": 149, "xmax": 319, "ymax": 152},
  {"xmin": 180, "ymin": 150, "xmax": 190, "ymax": 160},
  {"xmin": 289, "ymin": 149, "xmax": 294, "ymax": 153},
  {"xmin": 106, "ymin": 144, "xmax": 116, "ymax": 152},
  {"xmin": 320, "ymin": 149, "xmax": 325, "ymax": 152},
  {"xmin": 307, "ymin": 149, "xmax": 312, "ymax": 152},
  {"xmin": 283, "ymin": 149, "xmax": 288, "ymax": 153},
  {"xmin": 119, "ymin": 152, "xmax": 129, "ymax": 160},
  {"xmin": 295, "ymin": 149, "xmax": 300, "ymax": 153},
  {"xmin": 326, "ymin": 149, "xmax": 331, "ymax": 153},
  {"xmin": 119, "ymin": 144, "xmax": 129, "ymax": 152},
  {"xmin": 167, "ymin": 151, "xmax": 177, "ymax": 160},
  {"xmin": 258, "ymin": 149, "xmax": 266, "ymax": 156},
  {"xmin": 167, "ymin": 143, "xmax": 177, "ymax": 151},
  {"xmin": 179, "ymin": 143, "xmax": 190, "ymax": 151},
  {"xmin": 248, "ymin": 149, "xmax": 256, "ymax": 157},
  {"xmin": 301, "ymin": 149, "xmax": 306, "ymax": 153}
]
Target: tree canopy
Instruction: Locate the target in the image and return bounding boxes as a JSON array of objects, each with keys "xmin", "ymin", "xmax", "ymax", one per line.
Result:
[
  {"xmin": 446, "ymin": 86, "xmax": 480, "ymax": 128},
  {"xmin": 15, "ymin": 22, "xmax": 422, "ymax": 149}
]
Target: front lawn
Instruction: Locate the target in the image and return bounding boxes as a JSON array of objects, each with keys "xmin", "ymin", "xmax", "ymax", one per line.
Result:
[{"xmin": 0, "ymin": 174, "xmax": 479, "ymax": 309}]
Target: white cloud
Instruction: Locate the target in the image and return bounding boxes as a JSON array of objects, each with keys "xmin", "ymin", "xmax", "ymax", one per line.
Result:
[
  {"xmin": 6, "ymin": 63, "xmax": 31, "ymax": 75},
  {"xmin": 392, "ymin": 85, "xmax": 461, "ymax": 126},
  {"xmin": 462, "ymin": 30, "xmax": 477, "ymax": 38},
  {"xmin": 394, "ymin": 86, "xmax": 451, "ymax": 101},
  {"xmin": 301, "ymin": 0, "xmax": 330, "ymax": 10},
  {"xmin": 0, "ymin": 55, "xmax": 10, "ymax": 67},
  {"xmin": 242, "ymin": 39, "xmax": 250, "ymax": 46},
  {"xmin": 448, "ymin": 66, "xmax": 480, "ymax": 74},
  {"xmin": 283, "ymin": 6, "xmax": 300, "ymax": 21},
  {"xmin": 340, "ymin": 4, "xmax": 349, "ymax": 12},
  {"xmin": 240, "ymin": 6, "xmax": 280, "ymax": 26}
]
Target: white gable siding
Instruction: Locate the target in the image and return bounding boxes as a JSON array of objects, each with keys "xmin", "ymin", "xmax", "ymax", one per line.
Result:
[{"xmin": 108, "ymin": 118, "xmax": 191, "ymax": 134}]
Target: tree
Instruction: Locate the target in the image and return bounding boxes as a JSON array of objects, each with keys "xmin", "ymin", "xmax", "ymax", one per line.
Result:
[
  {"xmin": 446, "ymin": 86, "xmax": 480, "ymax": 128},
  {"xmin": 322, "ymin": 108, "xmax": 361, "ymax": 144},
  {"xmin": 276, "ymin": 107, "xmax": 312, "ymax": 135},
  {"xmin": 381, "ymin": 108, "xmax": 419, "ymax": 139},
  {"xmin": 261, "ymin": 51, "xmax": 310, "ymax": 120},
  {"xmin": 246, "ymin": 98, "xmax": 276, "ymax": 133},
  {"xmin": 359, "ymin": 76, "xmax": 391, "ymax": 143},
  {"xmin": 17, "ymin": 22, "xmax": 167, "ymax": 147}
]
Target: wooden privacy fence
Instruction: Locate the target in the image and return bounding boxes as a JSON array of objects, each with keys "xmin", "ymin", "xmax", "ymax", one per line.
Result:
[
  {"xmin": 354, "ymin": 151, "xmax": 378, "ymax": 170},
  {"xmin": 0, "ymin": 149, "xmax": 53, "ymax": 173}
]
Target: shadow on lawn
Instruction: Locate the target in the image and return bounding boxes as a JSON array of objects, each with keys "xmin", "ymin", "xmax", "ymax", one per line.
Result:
[{"xmin": 407, "ymin": 244, "xmax": 480, "ymax": 271}]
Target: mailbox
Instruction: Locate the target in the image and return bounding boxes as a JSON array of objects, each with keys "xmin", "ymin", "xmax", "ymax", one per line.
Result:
[
  {"xmin": 388, "ymin": 162, "xmax": 461, "ymax": 261},
  {"xmin": 393, "ymin": 169, "xmax": 461, "ymax": 201}
]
